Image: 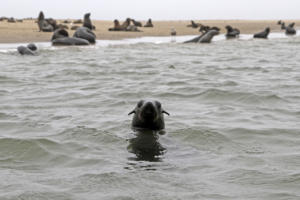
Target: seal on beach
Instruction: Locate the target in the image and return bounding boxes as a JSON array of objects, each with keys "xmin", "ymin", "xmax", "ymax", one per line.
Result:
[
  {"xmin": 73, "ymin": 19, "xmax": 83, "ymax": 24},
  {"xmin": 225, "ymin": 25, "xmax": 240, "ymax": 38},
  {"xmin": 73, "ymin": 27, "xmax": 96, "ymax": 44},
  {"xmin": 126, "ymin": 25, "xmax": 141, "ymax": 32},
  {"xmin": 120, "ymin": 18, "xmax": 131, "ymax": 30},
  {"xmin": 285, "ymin": 23, "xmax": 296, "ymax": 35},
  {"xmin": 184, "ymin": 29, "xmax": 219, "ymax": 43},
  {"xmin": 71, "ymin": 25, "xmax": 80, "ymax": 30},
  {"xmin": 51, "ymin": 28, "xmax": 90, "ymax": 46},
  {"xmin": 281, "ymin": 22, "xmax": 286, "ymax": 30},
  {"xmin": 187, "ymin": 20, "xmax": 200, "ymax": 28},
  {"xmin": 253, "ymin": 27, "xmax": 270, "ymax": 39},
  {"xmin": 57, "ymin": 24, "xmax": 69, "ymax": 29},
  {"xmin": 37, "ymin": 11, "xmax": 57, "ymax": 32},
  {"xmin": 7, "ymin": 18, "xmax": 16, "ymax": 23},
  {"xmin": 144, "ymin": 18, "xmax": 153, "ymax": 27},
  {"xmin": 199, "ymin": 25, "xmax": 220, "ymax": 34},
  {"xmin": 83, "ymin": 13, "xmax": 93, "ymax": 30},
  {"xmin": 277, "ymin": 20, "xmax": 282, "ymax": 25},
  {"xmin": 17, "ymin": 43, "xmax": 38, "ymax": 55},
  {"xmin": 108, "ymin": 19, "xmax": 122, "ymax": 31},
  {"xmin": 128, "ymin": 100, "xmax": 169, "ymax": 131},
  {"xmin": 131, "ymin": 19, "xmax": 142, "ymax": 27}
]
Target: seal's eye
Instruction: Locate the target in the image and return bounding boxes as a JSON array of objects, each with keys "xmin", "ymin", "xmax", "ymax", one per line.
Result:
[{"xmin": 137, "ymin": 100, "xmax": 144, "ymax": 108}]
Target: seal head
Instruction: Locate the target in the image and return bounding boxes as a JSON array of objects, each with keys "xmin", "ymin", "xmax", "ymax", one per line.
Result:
[{"xmin": 129, "ymin": 100, "xmax": 169, "ymax": 131}]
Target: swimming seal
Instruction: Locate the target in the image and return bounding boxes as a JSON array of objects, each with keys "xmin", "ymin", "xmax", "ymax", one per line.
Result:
[
  {"xmin": 128, "ymin": 100, "xmax": 169, "ymax": 131},
  {"xmin": 73, "ymin": 27, "xmax": 96, "ymax": 44},
  {"xmin": 253, "ymin": 27, "xmax": 270, "ymax": 39},
  {"xmin": 144, "ymin": 19, "xmax": 153, "ymax": 27},
  {"xmin": 127, "ymin": 129, "xmax": 165, "ymax": 161},
  {"xmin": 51, "ymin": 28, "xmax": 90, "ymax": 46},
  {"xmin": 17, "ymin": 43, "xmax": 38, "ymax": 55},
  {"xmin": 225, "ymin": 25, "xmax": 240, "ymax": 38},
  {"xmin": 285, "ymin": 23, "xmax": 296, "ymax": 35},
  {"xmin": 184, "ymin": 29, "xmax": 219, "ymax": 43}
]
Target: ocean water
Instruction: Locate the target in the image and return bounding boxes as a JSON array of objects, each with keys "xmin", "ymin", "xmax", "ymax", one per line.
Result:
[{"xmin": 0, "ymin": 33, "xmax": 300, "ymax": 200}]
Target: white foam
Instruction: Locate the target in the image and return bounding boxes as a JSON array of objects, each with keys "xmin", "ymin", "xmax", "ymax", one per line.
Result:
[{"xmin": 0, "ymin": 30, "xmax": 299, "ymax": 51}]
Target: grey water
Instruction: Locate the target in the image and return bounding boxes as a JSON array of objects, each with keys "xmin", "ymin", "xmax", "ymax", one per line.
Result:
[{"xmin": 0, "ymin": 35, "xmax": 300, "ymax": 200}]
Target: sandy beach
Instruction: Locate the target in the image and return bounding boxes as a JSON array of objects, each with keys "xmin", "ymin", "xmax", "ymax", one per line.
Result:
[{"xmin": 0, "ymin": 19, "xmax": 299, "ymax": 43}]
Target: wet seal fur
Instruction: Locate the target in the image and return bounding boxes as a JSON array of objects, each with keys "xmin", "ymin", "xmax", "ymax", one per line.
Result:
[
  {"xmin": 128, "ymin": 100, "xmax": 169, "ymax": 131},
  {"xmin": 184, "ymin": 29, "xmax": 219, "ymax": 43},
  {"xmin": 225, "ymin": 25, "xmax": 240, "ymax": 38},
  {"xmin": 73, "ymin": 27, "xmax": 96, "ymax": 44},
  {"xmin": 127, "ymin": 129, "xmax": 166, "ymax": 161},
  {"xmin": 253, "ymin": 27, "xmax": 270, "ymax": 39},
  {"xmin": 285, "ymin": 23, "xmax": 296, "ymax": 35},
  {"xmin": 51, "ymin": 28, "xmax": 90, "ymax": 46},
  {"xmin": 17, "ymin": 43, "xmax": 38, "ymax": 55}
]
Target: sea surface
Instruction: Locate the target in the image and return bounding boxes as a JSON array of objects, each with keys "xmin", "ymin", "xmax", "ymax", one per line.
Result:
[{"xmin": 0, "ymin": 33, "xmax": 300, "ymax": 200}]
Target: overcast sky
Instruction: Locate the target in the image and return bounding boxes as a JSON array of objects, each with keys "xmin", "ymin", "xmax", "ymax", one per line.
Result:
[{"xmin": 1, "ymin": 0, "xmax": 300, "ymax": 20}]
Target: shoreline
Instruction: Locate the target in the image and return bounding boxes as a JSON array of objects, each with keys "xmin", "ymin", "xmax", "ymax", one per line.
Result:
[{"xmin": 0, "ymin": 19, "xmax": 299, "ymax": 43}]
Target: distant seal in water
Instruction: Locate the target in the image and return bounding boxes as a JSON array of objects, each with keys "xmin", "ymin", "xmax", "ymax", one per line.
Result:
[
  {"xmin": 128, "ymin": 100, "xmax": 169, "ymax": 131},
  {"xmin": 253, "ymin": 27, "xmax": 270, "ymax": 39},
  {"xmin": 184, "ymin": 29, "xmax": 219, "ymax": 43},
  {"xmin": 51, "ymin": 28, "xmax": 90, "ymax": 46},
  {"xmin": 285, "ymin": 23, "xmax": 296, "ymax": 35},
  {"xmin": 108, "ymin": 19, "xmax": 122, "ymax": 31},
  {"xmin": 17, "ymin": 43, "xmax": 38, "ymax": 55},
  {"xmin": 131, "ymin": 19, "xmax": 142, "ymax": 27},
  {"xmin": 73, "ymin": 27, "xmax": 96, "ymax": 44},
  {"xmin": 225, "ymin": 25, "xmax": 240, "ymax": 38},
  {"xmin": 144, "ymin": 18, "xmax": 153, "ymax": 27},
  {"xmin": 83, "ymin": 13, "xmax": 93, "ymax": 30}
]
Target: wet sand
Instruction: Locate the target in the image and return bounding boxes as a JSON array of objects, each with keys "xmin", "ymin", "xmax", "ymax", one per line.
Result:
[{"xmin": 0, "ymin": 19, "xmax": 299, "ymax": 43}]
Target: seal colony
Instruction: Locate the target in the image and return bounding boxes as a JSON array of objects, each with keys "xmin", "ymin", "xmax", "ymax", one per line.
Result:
[{"xmin": 7, "ymin": 13, "xmax": 298, "ymax": 53}]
